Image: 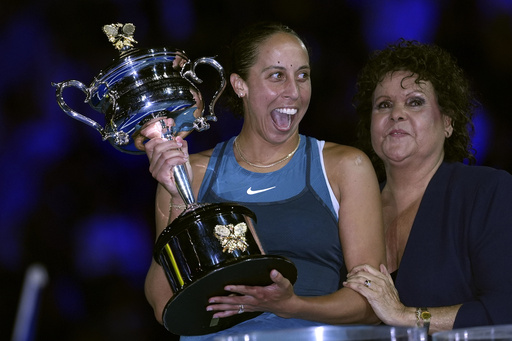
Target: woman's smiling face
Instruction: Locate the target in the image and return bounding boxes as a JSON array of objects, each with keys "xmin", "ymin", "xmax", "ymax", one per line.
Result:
[
  {"xmin": 371, "ymin": 70, "xmax": 453, "ymax": 167},
  {"xmin": 239, "ymin": 32, "xmax": 311, "ymax": 142}
]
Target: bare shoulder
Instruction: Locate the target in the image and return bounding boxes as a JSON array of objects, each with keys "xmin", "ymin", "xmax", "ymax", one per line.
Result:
[
  {"xmin": 322, "ymin": 142, "xmax": 379, "ymax": 201},
  {"xmin": 322, "ymin": 142, "xmax": 373, "ymax": 173}
]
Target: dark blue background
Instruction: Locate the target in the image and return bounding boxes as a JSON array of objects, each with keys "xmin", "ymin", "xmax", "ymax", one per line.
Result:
[{"xmin": 2, "ymin": 0, "xmax": 511, "ymax": 339}]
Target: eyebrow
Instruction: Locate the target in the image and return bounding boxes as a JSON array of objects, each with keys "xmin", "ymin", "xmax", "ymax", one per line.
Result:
[
  {"xmin": 373, "ymin": 90, "xmax": 427, "ymax": 102},
  {"xmin": 261, "ymin": 64, "xmax": 310, "ymax": 73},
  {"xmin": 405, "ymin": 90, "xmax": 427, "ymax": 96}
]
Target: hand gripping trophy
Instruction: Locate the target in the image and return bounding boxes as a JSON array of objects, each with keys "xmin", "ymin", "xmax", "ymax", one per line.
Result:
[{"xmin": 52, "ymin": 23, "xmax": 297, "ymax": 336}]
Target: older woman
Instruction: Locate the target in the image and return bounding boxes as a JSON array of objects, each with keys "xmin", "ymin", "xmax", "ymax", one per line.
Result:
[{"xmin": 343, "ymin": 39, "xmax": 512, "ymax": 334}]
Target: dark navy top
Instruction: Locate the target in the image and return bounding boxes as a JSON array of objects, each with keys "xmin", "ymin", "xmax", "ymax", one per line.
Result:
[
  {"xmin": 394, "ymin": 162, "xmax": 512, "ymax": 327},
  {"xmin": 198, "ymin": 135, "xmax": 343, "ymax": 296}
]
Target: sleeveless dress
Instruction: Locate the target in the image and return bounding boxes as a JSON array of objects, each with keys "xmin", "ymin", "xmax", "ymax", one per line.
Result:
[
  {"xmin": 179, "ymin": 136, "xmax": 344, "ymax": 340},
  {"xmin": 198, "ymin": 135, "xmax": 343, "ymax": 296}
]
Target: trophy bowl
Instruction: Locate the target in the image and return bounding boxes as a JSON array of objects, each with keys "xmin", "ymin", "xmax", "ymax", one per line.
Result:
[
  {"xmin": 52, "ymin": 23, "xmax": 298, "ymax": 336},
  {"xmin": 52, "ymin": 23, "xmax": 223, "ymax": 153}
]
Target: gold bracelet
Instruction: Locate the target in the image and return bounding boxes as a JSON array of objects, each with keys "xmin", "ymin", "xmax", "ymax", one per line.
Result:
[{"xmin": 169, "ymin": 202, "xmax": 187, "ymax": 210}]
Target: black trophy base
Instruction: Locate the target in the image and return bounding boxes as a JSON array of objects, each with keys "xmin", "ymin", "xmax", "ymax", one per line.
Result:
[{"xmin": 162, "ymin": 254, "xmax": 297, "ymax": 336}]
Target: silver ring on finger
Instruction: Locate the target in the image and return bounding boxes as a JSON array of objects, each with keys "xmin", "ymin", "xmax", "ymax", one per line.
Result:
[
  {"xmin": 364, "ymin": 279, "xmax": 372, "ymax": 288},
  {"xmin": 238, "ymin": 304, "xmax": 244, "ymax": 314}
]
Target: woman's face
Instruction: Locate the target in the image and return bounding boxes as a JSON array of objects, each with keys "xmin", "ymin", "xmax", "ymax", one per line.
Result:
[
  {"xmin": 235, "ymin": 32, "xmax": 311, "ymax": 142},
  {"xmin": 370, "ymin": 71, "xmax": 453, "ymax": 168}
]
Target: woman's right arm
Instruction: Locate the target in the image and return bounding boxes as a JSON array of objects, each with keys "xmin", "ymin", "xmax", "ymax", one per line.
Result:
[
  {"xmin": 144, "ymin": 183, "xmax": 183, "ymax": 323},
  {"xmin": 140, "ymin": 119, "xmax": 191, "ymax": 323},
  {"xmin": 141, "ymin": 118, "xmax": 213, "ymax": 323}
]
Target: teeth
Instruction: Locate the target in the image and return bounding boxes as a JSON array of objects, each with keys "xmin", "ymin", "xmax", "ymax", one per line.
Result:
[{"xmin": 276, "ymin": 108, "xmax": 297, "ymax": 115}]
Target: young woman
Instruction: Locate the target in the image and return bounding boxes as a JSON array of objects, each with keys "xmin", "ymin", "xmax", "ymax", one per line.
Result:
[{"xmin": 142, "ymin": 22, "xmax": 385, "ymax": 340}]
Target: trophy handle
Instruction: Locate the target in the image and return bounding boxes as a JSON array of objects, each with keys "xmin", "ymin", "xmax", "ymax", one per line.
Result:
[
  {"xmin": 182, "ymin": 57, "xmax": 227, "ymax": 131},
  {"xmin": 52, "ymin": 80, "xmax": 107, "ymax": 138}
]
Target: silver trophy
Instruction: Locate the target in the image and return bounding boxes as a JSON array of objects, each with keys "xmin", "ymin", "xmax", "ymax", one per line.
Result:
[
  {"xmin": 53, "ymin": 23, "xmax": 222, "ymax": 154},
  {"xmin": 52, "ymin": 23, "xmax": 297, "ymax": 336}
]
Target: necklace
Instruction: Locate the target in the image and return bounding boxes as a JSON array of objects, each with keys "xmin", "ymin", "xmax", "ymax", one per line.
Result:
[{"xmin": 234, "ymin": 135, "xmax": 301, "ymax": 168}]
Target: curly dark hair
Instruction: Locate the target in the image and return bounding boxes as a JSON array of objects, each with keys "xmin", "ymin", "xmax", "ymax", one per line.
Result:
[
  {"xmin": 353, "ymin": 39, "xmax": 476, "ymax": 180},
  {"xmin": 220, "ymin": 22, "xmax": 308, "ymax": 118}
]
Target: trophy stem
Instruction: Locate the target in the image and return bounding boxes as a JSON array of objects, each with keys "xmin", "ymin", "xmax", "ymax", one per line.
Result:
[
  {"xmin": 173, "ymin": 164, "xmax": 196, "ymax": 206},
  {"xmin": 160, "ymin": 120, "xmax": 196, "ymax": 207}
]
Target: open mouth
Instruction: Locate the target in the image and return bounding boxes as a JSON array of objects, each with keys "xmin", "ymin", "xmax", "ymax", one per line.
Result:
[{"xmin": 271, "ymin": 108, "xmax": 297, "ymax": 131}]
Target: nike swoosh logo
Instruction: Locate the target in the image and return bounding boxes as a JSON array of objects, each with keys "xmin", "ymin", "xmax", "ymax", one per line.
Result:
[{"xmin": 247, "ymin": 186, "xmax": 276, "ymax": 195}]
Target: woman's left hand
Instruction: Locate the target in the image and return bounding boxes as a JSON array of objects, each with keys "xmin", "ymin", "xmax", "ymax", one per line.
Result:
[
  {"xmin": 206, "ymin": 269, "xmax": 296, "ymax": 319},
  {"xmin": 343, "ymin": 264, "xmax": 408, "ymax": 326}
]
